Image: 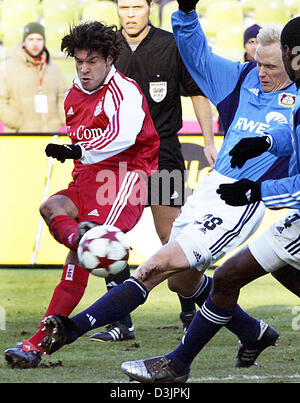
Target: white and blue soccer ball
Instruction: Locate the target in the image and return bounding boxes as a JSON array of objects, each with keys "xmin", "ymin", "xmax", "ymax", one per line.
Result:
[{"xmin": 77, "ymin": 225, "xmax": 130, "ymax": 278}]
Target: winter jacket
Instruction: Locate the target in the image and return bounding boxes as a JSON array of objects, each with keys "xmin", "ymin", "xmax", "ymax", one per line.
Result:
[{"xmin": 0, "ymin": 43, "xmax": 66, "ymax": 133}]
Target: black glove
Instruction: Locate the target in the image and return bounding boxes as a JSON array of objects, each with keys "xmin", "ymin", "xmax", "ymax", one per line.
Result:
[
  {"xmin": 217, "ymin": 179, "xmax": 261, "ymax": 206},
  {"xmin": 45, "ymin": 144, "xmax": 82, "ymax": 163},
  {"xmin": 177, "ymin": 0, "xmax": 199, "ymax": 13},
  {"xmin": 229, "ymin": 136, "xmax": 272, "ymax": 169}
]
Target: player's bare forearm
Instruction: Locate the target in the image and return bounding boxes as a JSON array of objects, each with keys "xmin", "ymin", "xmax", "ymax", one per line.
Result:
[{"xmin": 191, "ymin": 95, "xmax": 217, "ymax": 167}]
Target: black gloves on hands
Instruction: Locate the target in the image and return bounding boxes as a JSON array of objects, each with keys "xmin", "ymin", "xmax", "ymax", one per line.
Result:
[
  {"xmin": 229, "ymin": 136, "xmax": 272, "ymax": 169},
  {"xmin": 177, "ymin": 0, "xmax": 199, "ymax": 13},
  {"xmin": 45, "ymin": 144, "xmax": 82, "ymax": 163},
  {"xmin": 217, "ymin": 179, "xmax": 261, "ymax": 206}
]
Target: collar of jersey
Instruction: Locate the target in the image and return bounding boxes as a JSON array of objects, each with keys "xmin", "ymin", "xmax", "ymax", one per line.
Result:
[{"xmin": 74, "ymin": 65, "xmax": 116, "ymax": 94}]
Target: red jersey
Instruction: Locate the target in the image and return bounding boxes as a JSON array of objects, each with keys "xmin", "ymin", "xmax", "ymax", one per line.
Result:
[{"xmin": 64, "ymin": 66, "xmax": 160, "ymax": 178}]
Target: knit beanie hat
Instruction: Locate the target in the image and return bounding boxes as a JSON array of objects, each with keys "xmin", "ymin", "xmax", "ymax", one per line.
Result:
[
  {"xmin": 23, "ymin": 22, "xmax": 45, "ymax": 41},
  {"xmin": 244, "ymin": 24, "xmax": 261, "ymax": 46}
]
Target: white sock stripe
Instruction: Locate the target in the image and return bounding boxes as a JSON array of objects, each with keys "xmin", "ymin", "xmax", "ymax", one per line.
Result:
[
  {"xmin": 124, "ymin": 278, "xmax": 148, "ymax": 299},
  {"xmin": 178, "ymin": 275, "xmax": 208, "ymax": 300},
  {"xmin": 200, "ymin": 303, "xmax": 232, "ymax": 325},
  {"xmin": 193, "ymin": 275, "xmax": 209, "ymax": 299}
]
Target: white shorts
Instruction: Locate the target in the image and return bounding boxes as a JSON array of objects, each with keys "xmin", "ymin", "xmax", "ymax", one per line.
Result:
[
  {"xmin": 249, "ymin": 210, "xmax": 300, "ymax": 272},
  {"xmin": 169, "ymin": 170, "xmax": 265, "ymax": 270}
]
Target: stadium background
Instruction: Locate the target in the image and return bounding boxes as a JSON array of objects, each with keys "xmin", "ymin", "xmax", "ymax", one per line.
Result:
[{"xmin": 0, "ymin": 0, "xmax": 298, "ymax": 267}]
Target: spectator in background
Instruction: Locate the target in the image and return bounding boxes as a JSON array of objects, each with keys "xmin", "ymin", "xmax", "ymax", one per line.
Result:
[
  {"xmin": 243, "ymin": 23, "xmax": 261, "ymax": 62},
  {"xmin": 0, "ymin": 22, "xmax": 66, "ymax": 133}
]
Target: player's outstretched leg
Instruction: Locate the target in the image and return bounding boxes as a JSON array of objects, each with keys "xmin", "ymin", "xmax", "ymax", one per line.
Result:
[{"xmin": 40, "ymin": 277, "xmax": 149, "ymax": 353}]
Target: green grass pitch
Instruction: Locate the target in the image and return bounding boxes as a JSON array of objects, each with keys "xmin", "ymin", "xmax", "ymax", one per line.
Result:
[{"xmin": 0, "ymin": 268, "xmax": 299, "ymax": 383}]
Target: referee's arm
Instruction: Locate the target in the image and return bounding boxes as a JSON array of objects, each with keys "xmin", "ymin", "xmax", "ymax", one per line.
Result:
[{"xmin": 191, "ymin": 95, "xmax": 217, "ymax": 167}]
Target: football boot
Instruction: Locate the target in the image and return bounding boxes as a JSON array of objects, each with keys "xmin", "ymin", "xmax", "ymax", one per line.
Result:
[
  {"xmin": 90, "ymin": 322, "xmax": 135, "ymax": 342},
  {"xmin": 121, "ymin": 356, "xmax": 189, "ymax": 383},
  {"xmin": 235, "ymin": 321, "xmax": 280, "ymax": 367},
  {"xmin": 5, "ymin": 340, "xmax": 42, "ymax": 369},
  {"xmin": 40, "ymin": 314, "xmax": 77, "ymax": 354}
]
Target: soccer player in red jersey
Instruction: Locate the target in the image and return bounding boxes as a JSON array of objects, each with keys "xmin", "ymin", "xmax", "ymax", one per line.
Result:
[{"xmin": 5, "ymin": 21, "xmax": 159, "ymax": 368}]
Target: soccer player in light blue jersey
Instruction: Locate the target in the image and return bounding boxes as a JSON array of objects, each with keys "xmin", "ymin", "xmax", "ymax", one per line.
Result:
[
  {"xmin": 119, "ymin": 15, "xmax": 300, "ymax": 383},
  {"xmin": 36, "ymin": 2, "xmax": 299, "ymax": 382}
]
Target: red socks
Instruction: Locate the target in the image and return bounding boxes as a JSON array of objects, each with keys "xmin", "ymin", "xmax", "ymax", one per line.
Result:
[
  {"xmin": 49, "ymin": 215, "xmax": 79, "ymax": 251},
  {"xmin": 28, "ymin": 264, "xmax": 89, "ymax": 353}
]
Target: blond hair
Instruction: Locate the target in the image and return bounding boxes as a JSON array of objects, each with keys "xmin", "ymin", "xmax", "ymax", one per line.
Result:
[{"xmin": 257, "ymin": 24, "xmax": 283, "ymax": 46}]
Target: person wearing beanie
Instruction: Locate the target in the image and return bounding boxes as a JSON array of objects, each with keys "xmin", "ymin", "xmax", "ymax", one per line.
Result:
[
  {"xmin": 0, "ymin": 22, "xmax": 66, "ymax": 132},
  {"xmin": 243, "ymin": 23, "xmax": 261, "ymax": 62}
]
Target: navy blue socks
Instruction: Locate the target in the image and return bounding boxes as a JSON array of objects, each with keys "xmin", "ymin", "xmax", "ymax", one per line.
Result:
[
  {"xmin": 187, "ymin": 274, "xmax": 261, "ymax": 345},
  {"xmin": 167, "ymin": 296, "xmax": 234, "ymax": 373},
  {"xmin": 167, "ymin": 275, "xmax": 262, "ymax": 372},
  {"xmin": 66, "ymin": 277, "xmax": 148, "ymax": 342}
]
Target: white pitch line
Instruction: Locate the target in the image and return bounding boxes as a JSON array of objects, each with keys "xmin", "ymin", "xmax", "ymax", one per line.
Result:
[{"xmin": 189, "ymin": 374, "xmax": 300, "ymax": 382}]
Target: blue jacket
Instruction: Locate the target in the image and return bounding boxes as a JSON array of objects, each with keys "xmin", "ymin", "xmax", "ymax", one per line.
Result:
[
  {"xmin": 261, "ymin": 85, "xmax": 300, "ymax": 209},
  {"xmin": 172, "ymin": 10, "xmax": 296, "ymax": 182}
]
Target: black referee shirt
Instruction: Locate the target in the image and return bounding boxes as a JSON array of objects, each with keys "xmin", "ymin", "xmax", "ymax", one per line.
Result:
[{"xmin": 115, "ymin": 26, "xmax": 204, "ymax": 143}]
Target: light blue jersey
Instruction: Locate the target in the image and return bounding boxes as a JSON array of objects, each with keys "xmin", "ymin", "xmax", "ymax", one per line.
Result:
[
  {"xmin": 172, "ymin": 10, "xmax": 296, "ymax": 182},
  {"xmin": 261, "ymin": 85, "xmax": 300, "ymax": 209}
]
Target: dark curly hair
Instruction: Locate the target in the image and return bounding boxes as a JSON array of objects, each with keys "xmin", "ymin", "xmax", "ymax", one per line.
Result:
[
  {"xmin": 61, "ymin": 21, "xmax": 120, "ymax": 61},
  {"xmin": 281, "ymin": 16, "xmax": 300, "ymax": 50}
]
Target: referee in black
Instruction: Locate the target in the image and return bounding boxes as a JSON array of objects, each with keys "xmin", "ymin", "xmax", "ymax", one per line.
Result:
[{"xmin": 89, "ymin": 0, "xmax": 216, "ymax": 342}]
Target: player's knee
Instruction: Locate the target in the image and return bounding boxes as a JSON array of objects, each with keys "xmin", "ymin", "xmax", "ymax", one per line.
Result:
[
  {"xmin": 39, "ymin": 199, "xmax": 53, "ymax": 222},
  {"xmin": 40, "ymin": 196, "xmax": 70, "ymax": 224},
  {"xmin": 167, "ymin": 276, "xmax": 180, "ymax": 293},
  {"xmin": 212, "ymin": 259, "xmax": 241, "ymax": 295},
  {"xmin": 158, "ymin": 232, "xmax": 170, "ymax": 246},
  {"xmin": 168, "ymin": 275, "xmax": 187, "ymax": 294},
  {"xmin": 133, "ymin": 253, "xmax": 171, "ymax": 290}
]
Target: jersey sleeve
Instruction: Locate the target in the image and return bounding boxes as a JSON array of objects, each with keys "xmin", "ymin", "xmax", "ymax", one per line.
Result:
[
  {"xmin": 77, "ymin": 82, "xmax": 145, "ymax": 165},
  {"xmin": 172, "ymin": 10, "xmax": 246, "ymax": 105},
  {"xmin": 177, "ymin": 50, "xmax": 204, "ymax": 97},
  {"xmin": 266, "ymin": 123, "xmax": 293, "ymax": 157},
  {"xmin": 261, "ymin": 111, "xmax": 300, "ymax": 209},
  {"xmin": 261, "ymin": 174, "xmax": 300, "ymax": 209}
]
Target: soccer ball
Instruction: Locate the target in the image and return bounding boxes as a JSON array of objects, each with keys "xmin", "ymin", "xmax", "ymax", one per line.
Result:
[{"xmin": 77, "ymin": 225, "xmax": 130, "ymax": 278}]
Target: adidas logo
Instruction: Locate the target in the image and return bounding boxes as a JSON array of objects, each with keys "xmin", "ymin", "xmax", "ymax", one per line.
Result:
[
  {"xmin": 249, "ymin": 88, "xmax": 259, "ymax": 96},
  {"xmin": 276, "ymin": 226, "xmax": 284, "ymax": 234},
  {"xmin": 88, "ymin": 209, "xmax": 99, "ymax": 217},
  {"xmin": 86, "ymin": 314, "xmax": 96, "ymax": 326},
  {"xmin": 193, "ymin": 251, "xmax": 202, "ymax": 263},
  {"xmin": 67, "ymin": 106, "xmax": 74, "ymax": 115},
  {"xmin": 171, "ymin": 191, "xmax": 179, "ymax": 200}
]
